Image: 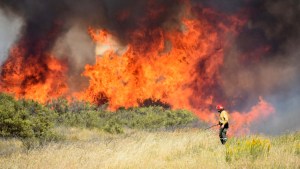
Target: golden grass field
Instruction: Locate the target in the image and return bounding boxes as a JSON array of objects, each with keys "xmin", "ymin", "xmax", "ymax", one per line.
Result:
[{"xmin": 0, "ymin": 127, "xmax": 299, "ymax": 169}]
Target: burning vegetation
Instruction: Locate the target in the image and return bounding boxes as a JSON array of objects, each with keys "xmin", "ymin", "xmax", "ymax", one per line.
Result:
[{"xmin": 1, "ymin": 0, "xmax": 299, "ymax": 134}]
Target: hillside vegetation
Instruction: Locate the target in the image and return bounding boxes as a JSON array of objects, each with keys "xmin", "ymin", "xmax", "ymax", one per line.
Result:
[
  {"xmin": 0, "ymin": 93, "xmax": 299, "ymax": 168},
  {"xmin": 0, "ymin": 93, "xmax": 200, "ymax": 148},
  {"xmin": 0, "ymin": 128, "xmax": 299, "ymax": 169}
]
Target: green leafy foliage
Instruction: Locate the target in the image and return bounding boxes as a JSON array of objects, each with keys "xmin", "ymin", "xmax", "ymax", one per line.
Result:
[
  {"xmin": 115, "ymin": 106, "xmax": 199, "ymax": 131},
  {"xmin": 1, "ymin": 95, "xmax": 201, "ymax": 143},
  {"xmin": 0, "ymin": 93, "xmax": 60, "ymax": 148},
  {"xmin": 0, "ymin": 94, "xmax": 30, "ymax": 138},
  {"xmin": 47, "ymin": 98, "xmax": 200, "ymax": 133}
]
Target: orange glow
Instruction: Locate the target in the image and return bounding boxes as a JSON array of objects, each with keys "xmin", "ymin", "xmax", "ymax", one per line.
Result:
[
  {"xmin": 82, "ymin": 21, "xmax": 223, "ymax": 110},
  {"xmin": 78, "ymin": 2, "xmax": 274, "ymax": 132},
  {"xmin": 229, "ymin": 97, "xmax": 275, "ymax": 135},
  {"xmin": 0, "ymin": 0, "xmax": 275, "ymax": 134},
  {"xmin": 0, "ymin": 45, "xmax": 68, "ymax": 103}
]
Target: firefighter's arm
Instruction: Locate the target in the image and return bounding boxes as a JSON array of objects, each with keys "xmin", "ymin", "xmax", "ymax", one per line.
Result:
[{"xmin": 223, "ymin": 112, "xmax": 229, "ymax": 124}]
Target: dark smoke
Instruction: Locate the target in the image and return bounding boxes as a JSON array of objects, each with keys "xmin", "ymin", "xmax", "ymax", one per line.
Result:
[
  {"xmin": 0, "ymin": 0, "xmax": 182, "ymax": 92},
  {"xmin": 187, "ymin": 1, "xmax": 300, "ymax": 135},
  {"xmin": 218, "ymin": 0, "xmax": 300, "ymax": 134},
  {"xmin": 0, "ymin": 0, "xmax": 299, "ymax": 134},
  {"xmin": 0, "ymin": 0, "xmax": 182, "ymax": 44}
]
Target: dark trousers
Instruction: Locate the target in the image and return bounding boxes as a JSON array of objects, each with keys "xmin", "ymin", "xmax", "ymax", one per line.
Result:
[{"xmin": 219, "ymin": 124, "xmax": 229, "ymax": 145}]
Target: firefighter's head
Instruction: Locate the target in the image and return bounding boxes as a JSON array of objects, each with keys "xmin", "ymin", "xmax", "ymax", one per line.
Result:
[{"xmin": 216, "ymin": 105, "xmax": 224, "ymax": 113}]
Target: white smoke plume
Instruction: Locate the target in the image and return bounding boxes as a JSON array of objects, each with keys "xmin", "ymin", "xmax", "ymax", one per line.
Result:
[{"xmin": 0, "ymin": 10, "xmax": 22, "ymax": 65}]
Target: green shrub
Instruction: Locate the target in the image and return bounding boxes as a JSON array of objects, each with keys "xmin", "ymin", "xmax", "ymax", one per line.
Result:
[
  {"xmin": 1, "ymin": 93, "xmax": 202, "ymax": 138},
  {"xmin": 0, "ymin": 94, "xmax": 30, "ymax": 138},
  {"xmin": 46, "ymin": 98, "xmax": 69, "ymax": 115},
  {"xmin": 49, "ymin": 100, "xmax": 199, "ymax": 133},
  {"xmin": 104, "ymin": 120, "xmax": 124, "ymax": 134},
  {"xmin": 20, "ymin": 100, "xmax": 58, "ymax": 139},
  {"xmin": 47, "ymin": 98, "xmax": 98, "ymax": 115},
  {"xmin": 0, "ymin": 93, "xmax": 59, "ymax": 148},
  {"xmin": 47, "ymin": 98, "xmax": 102, "ymax": 127},
  {"xmin": 58, "ymin": 110, "xmax": 106, "ymax": 129},
  {"xmin": 115, "ymin": 106, "xmax": 198, "ymax": 131}
]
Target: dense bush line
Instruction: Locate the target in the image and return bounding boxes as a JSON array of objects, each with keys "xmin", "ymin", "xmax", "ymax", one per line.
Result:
[
  {"xmin": 0, "ymin": 93, "xmax": 201, "ymax": 142},
  {"xmin": 47, "ymin": 98, "xmax": 200, "ymax": 134}
]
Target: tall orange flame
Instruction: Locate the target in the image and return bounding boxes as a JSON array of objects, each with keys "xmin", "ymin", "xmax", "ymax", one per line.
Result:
[
  {"xmin": 0, "ymin": 45, "xmax": 68, "ymax": 103},
  {"xmin": 0, "ymin": 0, "xmax": 275, "ymax": 134},
  {"xmin": 78, "ymin": 3, "xmax": 275, "ymax": 132}
]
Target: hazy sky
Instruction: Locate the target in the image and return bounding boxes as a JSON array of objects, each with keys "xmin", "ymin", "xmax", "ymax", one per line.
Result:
[{"xmin": 0, "ymin": 10, "xmax": 22, "ymax": 65}]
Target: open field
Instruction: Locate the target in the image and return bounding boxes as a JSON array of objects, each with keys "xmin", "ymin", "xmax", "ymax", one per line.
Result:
[{"xmin": 0, "ymin": 128, "xmax": 299, "ymax": 169}]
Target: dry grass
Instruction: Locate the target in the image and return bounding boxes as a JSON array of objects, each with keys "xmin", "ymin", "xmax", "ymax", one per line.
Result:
[{"xmin": 0, "ymin": 128, "xmax": 299, "ymax": 169}]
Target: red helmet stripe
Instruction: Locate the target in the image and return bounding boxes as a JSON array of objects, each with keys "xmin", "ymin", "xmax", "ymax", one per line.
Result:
[{"xmin": 216, "ymin": 105, "xmax": 224, "ymax": 110}]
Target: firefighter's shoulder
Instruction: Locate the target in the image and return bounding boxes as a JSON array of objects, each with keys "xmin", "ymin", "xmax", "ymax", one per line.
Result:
[{"xmin": 222, "ymin": 110, "xmax": 229, "ymax": 117}]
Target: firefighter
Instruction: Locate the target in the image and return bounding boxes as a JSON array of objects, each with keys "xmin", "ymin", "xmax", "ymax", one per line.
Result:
[{"xmin": 216, "ymin": 105, "xmax": 229, "ymax": 144}]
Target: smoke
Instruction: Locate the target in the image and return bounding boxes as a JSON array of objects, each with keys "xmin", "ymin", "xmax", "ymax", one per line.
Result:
[
  {"xmin": 187, "ymin": 0, "xmax": 300, "ymax": 134},
  {"xmin": 219, "ymin": 0, "xmax": 300, "ymax": 134},
  {"xmin": 0, "ymin": 9, "xmax": 22, "ymax": 65},
  {"xmin": 52, "ymin": 25, "xmax": 96, "ymax": 93},
  {"xmin": 0, "ymin": 0, "xmax": 299, "ymax": 134},
  {"xmin": 0, "ymin": 0, "xmax": 183, "ymax": 93},
  {"xmin": 0, "ymin": 0, "xmax": 182, "ymax": 44}
]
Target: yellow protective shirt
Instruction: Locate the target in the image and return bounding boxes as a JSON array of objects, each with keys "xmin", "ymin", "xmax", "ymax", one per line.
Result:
[{"xmin": 219, "ymin": 110, "xmax": 229, "ymax": 125}]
